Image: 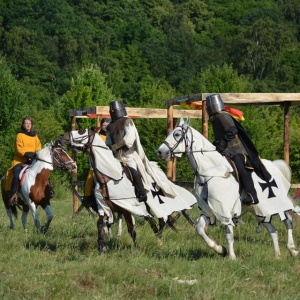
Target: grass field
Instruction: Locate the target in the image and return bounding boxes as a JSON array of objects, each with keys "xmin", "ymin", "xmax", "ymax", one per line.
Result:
[{"xmin": 1, "ymin": 192, "xmax": 300, "ymax": 300}]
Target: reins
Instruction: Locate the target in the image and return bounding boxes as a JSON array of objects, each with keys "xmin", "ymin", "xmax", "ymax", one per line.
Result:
[
  {"xmin": 163, "ymin": 126, "xmax": 216, "ymax": 157},
  {"xmin": 33, "ymin": 146, "xmax": 73, "ymax": 171}
]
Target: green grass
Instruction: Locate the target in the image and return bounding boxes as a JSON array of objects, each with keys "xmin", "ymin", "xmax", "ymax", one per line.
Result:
[{"xmin": 1, "ymin": 193, "xmax": 300, "ymax": 300}]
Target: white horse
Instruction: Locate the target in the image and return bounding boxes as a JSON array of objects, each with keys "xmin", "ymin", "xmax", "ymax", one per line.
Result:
[
  {"xmin": 156, "ymin": 118, "xmax": 300, "ymax": 259},
  {"xmin": 1, "ymin": 141, "xmax": 77, "ymax": 233},
  {"xmin": 59, "ymin": 129, "xmax": 197, "ymax": 252}
]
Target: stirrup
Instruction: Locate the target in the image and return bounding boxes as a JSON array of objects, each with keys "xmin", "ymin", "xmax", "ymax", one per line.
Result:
[
  {"xmin": 137, "ymin": 192, "xmax": 147, "ymax": 203},
  {"xmin": 241, "ymin": 193, "xmax": 258, "ymax": 205}
]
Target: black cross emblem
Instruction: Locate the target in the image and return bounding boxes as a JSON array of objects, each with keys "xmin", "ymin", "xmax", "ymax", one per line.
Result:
[
  {"xmin": 151, "ymin": 183, "xmax": 165, "ymax": 204},
  {"xmin": 259, "ymin": 179, "xmax": 278, "ymax": 198}
]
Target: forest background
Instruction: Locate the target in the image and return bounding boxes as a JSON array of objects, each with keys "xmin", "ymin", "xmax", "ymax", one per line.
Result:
[{"xmin": 1, "ymin": 0, "xmax": 300, "ymax": 187}]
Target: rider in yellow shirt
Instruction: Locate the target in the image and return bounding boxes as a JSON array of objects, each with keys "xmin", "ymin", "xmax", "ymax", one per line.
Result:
[{"xmin": 8, "ymin": 117, "xmax": 42, "ymax": 204}]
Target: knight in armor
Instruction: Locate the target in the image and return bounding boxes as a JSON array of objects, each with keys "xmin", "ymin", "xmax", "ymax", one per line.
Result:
[
  {"xmin": 7, "ymin": 117, "xmax": 42, "ymax": 205},
  {"xmin": 106, "ymin": 100, "xmax": 147, "ymax": 202},
  {"xmin": 206, "ymin": 94, "xmax": 272, "ymax": 205}
]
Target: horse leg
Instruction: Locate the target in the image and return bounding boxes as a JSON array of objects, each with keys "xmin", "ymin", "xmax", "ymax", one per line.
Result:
[
  {"xmin": 225, "ymin": 224, "xmax": 236, "ymax": 260},
  {"xmin": 144, "ymin": 215, "xmax": 160, "ymax": 236},
  {"xmin": 6, "ymin": 208, "xmax": 15, "ymax": 229},
  {"xmin": 181, "ymin": 209, "xmax": 195, "ymax": 226},
  {"xmin": 105, "ymin": 222, "xmax": 113, "ymax": 239},
  {"xmin": 261, "ymin": 222, "xmax": 281, "ymax": 259},
  {"xmin": 21, "ymin": 210, "xmax": 29, "ymax": 233},
  {"xmin": 29, "ymin": 203, "xmax": 41, "ymax": 232},
  {"xmin": 123, "ymin": 210, "xmax": 137, "ymax": 247},
  {"xmin": 166, "ymin": 214, "xmax": 179, "ymax": 232},
  {"xmin": 117, "ymin": 213, "xmax": 123, "ymax": 237},
  {"xmin": 195, "ymin": 214, "xmax": 228, "ymax": 258},
  {"xmin": 40, "ymin": 205, "xmax": 53, "ymax": 234},
  {"xmin": 97, "ymin": 215, "xmax": 108, "ymax": 253},
  {"xmin": 284, "ymin": 213, "xmax": 299, "ymax": 257}
]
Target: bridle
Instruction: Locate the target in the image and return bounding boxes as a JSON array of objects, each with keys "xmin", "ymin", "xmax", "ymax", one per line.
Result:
[
  {"xmin": 163, "ymin": 125, "xmax": 217, "ymax": 159},
  {"xmin": 162, "ymin": 125, "xmax": 192, "ymax": 158},
  {"xmin": 51, "ymin": 146, "xmax": 75, "ymax": 171},
  {"xmin": 69, "ymin": 129, "xmax": 95, "ymax": 151}
]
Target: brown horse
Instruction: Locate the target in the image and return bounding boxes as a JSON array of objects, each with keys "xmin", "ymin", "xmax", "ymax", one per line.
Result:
[
  {"xmin": 1, "ymin": 141, "xmax": 77, "ymax": 233},
  {"xmin": 58, "ymin": 129, "xmax": 196, "ymax": 253}
]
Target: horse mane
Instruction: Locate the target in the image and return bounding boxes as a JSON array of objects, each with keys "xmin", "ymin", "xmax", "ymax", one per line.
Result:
[
  {"xmin": 187, "ymin": 125, "xmax": 216, "ymax": 150},
  {"xmin": 36, "ymin": 143, "xmax": 52, "ymax": 160},
  {"xmin": 272, "ymin": 159, "xmax": 292, "ymax": 183}
]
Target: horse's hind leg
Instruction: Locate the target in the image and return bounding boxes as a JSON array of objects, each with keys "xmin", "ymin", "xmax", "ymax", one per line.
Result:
[
  {"xmin": 284, "ymin": 213, "xmax": 299, "ymax": 257},
  {"xmin": 166, "ymin": 213, "xmax": 179, "ymax": 232},
  {"xmin": 195, "ymin": 215, "xmax": 229, "ymax": 258},
  {"xmin": 97, "ymin": 215, "xmax": 108, "ymax": 253},
  {"xmin": 6, "ymin": 209, "xmax": 15, "ymax": 229},
  {"xmin": 181, "ymin": 209, "xmax": 194, "ymax": 226},
  {"xmin": 123, "ymin": 211, "xmax": 137, "ymax": 247},
  {"xmin": 262, "ymin": 222, "xmax": 281, "ymax": 258}
]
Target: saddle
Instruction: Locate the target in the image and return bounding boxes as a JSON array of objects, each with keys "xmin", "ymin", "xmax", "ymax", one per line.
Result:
[{"xmin": 225, "ymin": 156, "xmax": 239, "ymax": 184}]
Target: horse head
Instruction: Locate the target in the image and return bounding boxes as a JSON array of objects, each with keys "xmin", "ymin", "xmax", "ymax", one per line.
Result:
[
  {"xmin": 51, "ymin": 141, "xmax": 77, "ymax": 172},
  {"xmin": 157, "ymin": 117, "xmax": 216, "ymax": 161},
  {"xmin": 156, "ymin": 118, "xmax": 192, "ymax": 161},
  {"xmin": 59, "ymin": 129, "xmax": 95, "ymax": 152}
]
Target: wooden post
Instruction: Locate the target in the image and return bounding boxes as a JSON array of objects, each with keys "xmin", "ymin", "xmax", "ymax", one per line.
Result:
[
  {"xmin": 96, "ymin": 115, "xmax": 101, "ymax": 127},
  {"xmin": 202, "ymin": 98, "xmax": 209, "ymax": 138},
  {"xmin": 167, "ymin": 104, "xmax": 176, "ymax": 180},
  {"xmin": 71, "ymin": 116, "xmax": 78, "ymax": 213},
  {"xmin": 283, "ymin": 101, "xmax": 290, "ymax": 164}
]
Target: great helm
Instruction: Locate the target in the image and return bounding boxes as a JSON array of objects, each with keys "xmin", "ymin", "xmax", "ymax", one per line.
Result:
[
  {"xmin": 205, "ymin": 94, "xmax": 225, "ymax": 117},
  {"xmin": 109, "ymin": 100, "xmax": 127, "ymax": 121}
]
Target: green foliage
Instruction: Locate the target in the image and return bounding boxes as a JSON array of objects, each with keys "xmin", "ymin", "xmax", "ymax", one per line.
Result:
[
  {"xmin": 199, "ymin": 63, "xmax": 253, "ymax": 92},
  {"xmin": 0, "ymin": 0, "xmax": 300, "ymax": 181},
  {"xmin": 62, "ymin": 65, "xmax": 115, "ymax": 128}
]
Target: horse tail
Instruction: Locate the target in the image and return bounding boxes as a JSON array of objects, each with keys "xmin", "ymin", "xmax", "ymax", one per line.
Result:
[
  {"xmin": 11, "ymin": 205, "xmax": 18, "ymax": 219},
  {"xmin": 272, "ymin": 159, "xmax": 291, "ymax": 183}
]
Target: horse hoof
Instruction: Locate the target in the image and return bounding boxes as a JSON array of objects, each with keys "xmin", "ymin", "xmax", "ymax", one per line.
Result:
[
  {"xmin": 220, "ymin": 246, "xmax": 227, "ymax": 257},
  {"xmin": 98, "ymin": 246, "xmax": 108, "ymax": 254},
  {"xmin": 40, "ymin": 226, "xmax": 49, "ymax": 234}
]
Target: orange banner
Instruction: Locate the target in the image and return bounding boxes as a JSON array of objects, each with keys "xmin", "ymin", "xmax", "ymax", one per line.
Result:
[{"xmin": 180, "ymin": 101, "xmax": 244, "ymax": 121}]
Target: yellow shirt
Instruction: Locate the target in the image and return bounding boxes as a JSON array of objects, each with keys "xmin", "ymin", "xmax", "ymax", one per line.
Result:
[{"xmin": 11, "ymin": 132, "xmax": 42, "ymax": 168}]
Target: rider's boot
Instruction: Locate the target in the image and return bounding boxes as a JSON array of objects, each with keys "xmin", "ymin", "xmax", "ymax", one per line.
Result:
[
  {"xmin": 132, "ymin": 173, "xmax": 147, "ymax": 203},
  {"xmin": 8, "ymin": 177, "xmax": 19, "ymax": 205},
  {"xmin": 242, "ymin": 191, "xmax": 259, "ymax": 205}
]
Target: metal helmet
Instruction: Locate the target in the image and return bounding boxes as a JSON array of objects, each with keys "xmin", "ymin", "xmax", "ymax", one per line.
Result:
[
  {"xmin": 205, "ymin": 94, "xmax": 225, "ymax": 117},
  {"xmin": 109, "ymin": 100, "xmax": 127, "ymax": 121}
]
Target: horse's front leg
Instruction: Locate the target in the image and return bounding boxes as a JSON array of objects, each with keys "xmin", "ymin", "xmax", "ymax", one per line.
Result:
[
  {"xmin": 262, "ymin": 222, "xmax": 281, "ymax": 259},
  {"xmin": 195, "ymin": 214, "xmax": 228, "ymax": 258},
  {"xmin": 225, "ymin": 224, "xmax": 236, "ymax": 260},
  {"xmin": 97, "ymin": 215, "xmax": 108, "ymax": 253},
  {"xmin": 21, "ymin": 210, "xmax": 29, "ymax": 233},
  {"xmin": 29, "ymin": 203, "xmax": 40, "ymax": 232},
  {"xmin": 284, "ymin": 213, "xmax": 299, "ymax": 257},
  {"xmin": 40, "ymin": 205, "xmax": 53, "ymax": 234}
]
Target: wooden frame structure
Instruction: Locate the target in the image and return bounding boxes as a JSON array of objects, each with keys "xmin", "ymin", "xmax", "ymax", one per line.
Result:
[
  {"xmin": 69, "ymin": 93, "xmax": 300, "ymax": 211},
  {"xmin": 166, "ymin": 93, "xmax": 300, "ymax": 187}
]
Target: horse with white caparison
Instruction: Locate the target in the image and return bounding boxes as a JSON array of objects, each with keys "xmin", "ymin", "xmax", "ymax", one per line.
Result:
[
  {"xmin": 1, "ymin": 141, "xmax": 77, "ymax": 233},
  {"xmin": 156, "ymin": 118, "xmax": 300, "ymax": 260},
  {"xmin": 58, "ymin": 128, "xmax": 197, "ymax": 253}
]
